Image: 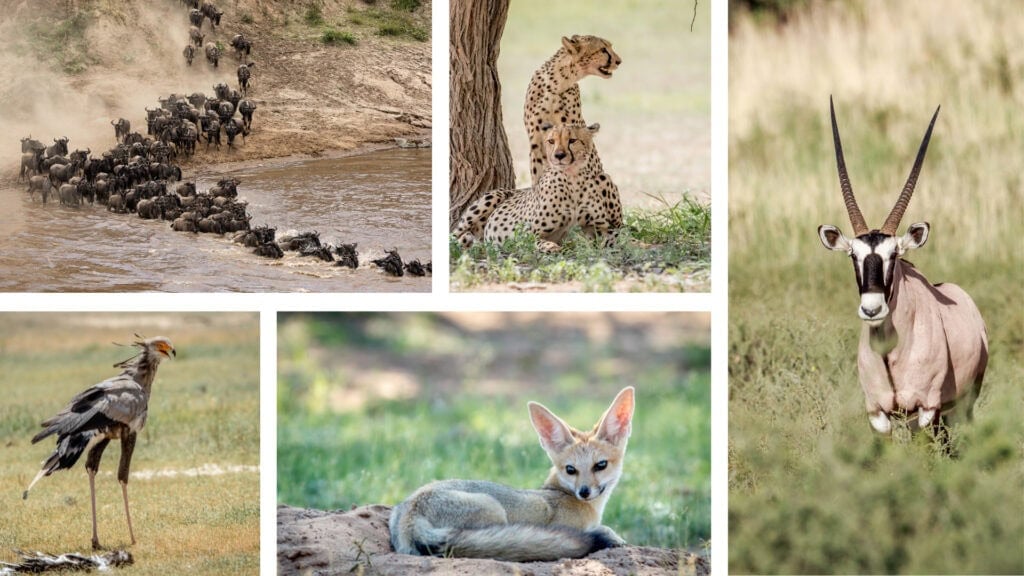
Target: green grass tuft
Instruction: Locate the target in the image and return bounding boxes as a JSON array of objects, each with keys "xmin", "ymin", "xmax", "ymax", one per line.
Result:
[
  {"xmin": 390, "ymin": 0, "xmax": 422, "ymax": 11},
  {"xmin": 450, "ymin": 200, "xmax": 710, "ymax": 291},
  {"xmin": 321, "ymin": 28, "xmax": 356, "ymax": 45},
  {"xmin": 304, "ymin": 3, "xmax": 325, "ymax": 26}
]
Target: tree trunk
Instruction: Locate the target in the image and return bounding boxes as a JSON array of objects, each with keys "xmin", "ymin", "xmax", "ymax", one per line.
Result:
[{"xmin": 449, "ymin": 0, "xmax": 515, "ymax": 230}]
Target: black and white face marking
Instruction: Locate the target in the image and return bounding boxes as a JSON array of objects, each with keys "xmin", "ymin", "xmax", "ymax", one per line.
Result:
[{"xmin": 818, "ymin": 222, "xmax": 930, "ymax": 326}]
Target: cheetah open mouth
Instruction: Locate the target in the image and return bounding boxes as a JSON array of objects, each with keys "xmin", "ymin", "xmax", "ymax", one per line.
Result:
[{"xmin": 597, "ymin": 65, "xmax": 614, "ymax": 77}]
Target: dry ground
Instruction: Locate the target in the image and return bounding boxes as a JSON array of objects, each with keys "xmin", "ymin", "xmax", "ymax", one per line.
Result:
[{"xmin": 0, "ymin": 0, "xmax": 431, "ymax": 172}]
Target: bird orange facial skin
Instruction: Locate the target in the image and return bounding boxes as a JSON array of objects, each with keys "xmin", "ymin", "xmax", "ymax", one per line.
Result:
[{"xmin": 24, "ymin": 336, "xmax": 175, "ymax": 550}]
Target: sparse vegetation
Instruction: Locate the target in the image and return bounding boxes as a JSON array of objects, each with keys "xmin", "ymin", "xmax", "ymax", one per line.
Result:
[
  {"xmin": 240, "ymin": 12, "xmax": 254, "ymax": 24},
  {"xmin": 321, "ymin": 28, "xmax": 356, "ymax": 45},
  {"xmin": 450, "ymin": 200, "xmax": 711, "ymax": 291},
  {"xmin": 730, "ymin": 1, "xmax": 1024, "ymax": 573},
  {"xmin": 346, "ymin": 6, "xmax": 429, "ymax": 41},
  {"xmin": 27, "ymin": 11, "xmax": 96, "ymax": 74},
  {"xmin": 391, "ymin": 0, "xmax": 422, "ymax": 11},
  {"xmin": 304, "ymin": 3, "xmax": 325, "ymax": 26}
]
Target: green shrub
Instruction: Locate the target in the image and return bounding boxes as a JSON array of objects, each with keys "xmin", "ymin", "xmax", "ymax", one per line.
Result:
[
  {"xmin": 304, "ymin": 3, "xmax": 325, "ymax": 25},
  {"xmin": 321, "ymin": 28, "xmax": 356, "ymax": 45}
]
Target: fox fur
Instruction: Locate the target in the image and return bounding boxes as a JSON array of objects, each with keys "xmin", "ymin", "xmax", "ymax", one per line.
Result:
[{"xmin": 389, "ymin": 387, "xmax": 635, "ymax": 562}]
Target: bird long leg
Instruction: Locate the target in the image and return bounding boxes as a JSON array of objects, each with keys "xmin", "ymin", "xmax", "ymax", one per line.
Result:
[
  {"xmin": 118, "ymin": 432, "xmax": 138, "ymax": 545},
  {"xmin": 85, "ymin": 438, "xmax": 111, "ymax": 550}
]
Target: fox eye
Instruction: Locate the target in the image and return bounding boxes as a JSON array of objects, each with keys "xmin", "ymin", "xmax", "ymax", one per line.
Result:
[
  {"xmin": 594, "ymin": 460, "xmax": 608, "ymax": 471},
  {"xmin": 565, "ymin": 465, "xmax": 577, "ymax": 475}
]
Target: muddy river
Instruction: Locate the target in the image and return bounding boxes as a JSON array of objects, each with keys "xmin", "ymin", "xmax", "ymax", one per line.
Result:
[{"xmin": 0, "ymin": 148, "xmax": 431, "ymax": 292}]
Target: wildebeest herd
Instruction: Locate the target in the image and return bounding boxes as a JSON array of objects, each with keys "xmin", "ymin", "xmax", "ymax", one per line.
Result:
[{"xmin": 12, "ymin": 0, "xmax": 430, "ymax": 278}]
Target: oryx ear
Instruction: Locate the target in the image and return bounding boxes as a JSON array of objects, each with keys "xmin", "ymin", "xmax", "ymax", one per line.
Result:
[
  {"xmin": 898, "ymin": 221, "xmax": 929, "ymax": 254},
  {"xmin": 818, "ymin": 225, "xmax": 851, "ymax": 252}
]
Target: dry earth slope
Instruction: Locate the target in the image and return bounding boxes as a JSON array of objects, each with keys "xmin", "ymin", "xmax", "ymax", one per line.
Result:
[{"xmin": 0, "ymin": 0, "xmax": 431, "ymax": 170}]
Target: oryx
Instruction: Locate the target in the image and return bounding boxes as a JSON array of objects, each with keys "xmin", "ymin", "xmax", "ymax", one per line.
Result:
[{"xmin": 818, "ymin": 97, "xmax": 988, "ymax": 435}]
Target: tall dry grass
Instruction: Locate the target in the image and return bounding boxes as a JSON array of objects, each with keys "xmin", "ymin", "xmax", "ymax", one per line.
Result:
[{"xmin": 731, "ymin": 0, "xmax": 1023, "ymax": 261}]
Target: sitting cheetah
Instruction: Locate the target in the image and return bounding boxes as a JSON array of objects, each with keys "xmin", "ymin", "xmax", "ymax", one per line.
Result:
[
  {"xmin": 522, "ymin": 36, "xmax": 623, "ymax": 241},
  {"xmin": 524, "ymin": 35, "xmax": 621, "ymax": 186},
  {"xmin": 453, "ymin": 122, "xmax": 615, "ymax": 254}
]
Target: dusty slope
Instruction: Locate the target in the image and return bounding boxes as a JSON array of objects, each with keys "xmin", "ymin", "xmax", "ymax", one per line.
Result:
[
  {"xmin": 277, "ymin": 505, "xmax": 711, "ymax": 576},
  {"xmin": 0, "ymin": 0, "xmax": 431, "ymax": 170}
]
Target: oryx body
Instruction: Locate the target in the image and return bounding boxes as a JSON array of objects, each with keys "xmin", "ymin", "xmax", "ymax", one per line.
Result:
[{"xmin": 818, "ymin": 98, "xmax": 988, "ymax": 434}]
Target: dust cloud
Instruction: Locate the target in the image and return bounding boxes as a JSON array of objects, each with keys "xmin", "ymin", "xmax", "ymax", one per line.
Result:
[{"xmin": 0, "ymin": 0, "xmax": 239, "ymax": 169}]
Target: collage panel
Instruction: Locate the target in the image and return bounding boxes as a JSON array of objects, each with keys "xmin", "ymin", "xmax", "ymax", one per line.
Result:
[
  {"xmin": 449, "ymin": 0, "xmax": 711, "ymax": 292},
  {"xmin": 0, "ymin": 1, "xmax": 431, "ymax": 292},
  {"xmin": 728, "ymin": 1, "xmax": 1024, "ymax": 574},
  {"xmin": 277, "ymin": 312, "xmax": 711, "ymax": 574},
  {"xmin": 1, "ymin": 312, "xmax": 259, "ymax": 574}
]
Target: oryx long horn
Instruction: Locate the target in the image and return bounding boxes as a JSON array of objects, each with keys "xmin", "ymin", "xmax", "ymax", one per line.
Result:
[
  {"xmin": 830, "ymin": 96, "xmax": 869, "ymax": 237},
  {"xmin": 880, "ymin": 106, "xmax": 940, "ymax": 236}
]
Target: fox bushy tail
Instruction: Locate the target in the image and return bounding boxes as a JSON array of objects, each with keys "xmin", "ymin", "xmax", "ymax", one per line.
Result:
[{"xmin": 412, "ymin": 521, "xmax": 616, "ymax": 562}]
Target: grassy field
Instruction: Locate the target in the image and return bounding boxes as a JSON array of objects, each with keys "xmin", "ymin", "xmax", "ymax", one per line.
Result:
[
  {"xmin": 278, "ymin": 312, "xmax": 712, "ymax": 552},
  {"xmin": 451, "ymin": 0, "xmax": 711, "ymax": 291},
  {"xmin": 450, "ymin": 198, "xmax": 711, "ymax": 291},
  {"xmin": 0, "ymin": 313, "xmax": 260, "ymax": 575},
  {"xmin": 729, "ymin": 1, "xmax": 1024, "ymax": 574}
]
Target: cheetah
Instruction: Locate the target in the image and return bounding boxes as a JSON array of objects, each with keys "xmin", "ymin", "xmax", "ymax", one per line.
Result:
[
  {"xmin": 453, "ymin": 122, "xmax": 615, "ymax": 254},
  {"xmin": 524, "ymin": 35, "xmax": 621, "ymax": 186},
  {"xmin": 522, "ymin": 36, "xmax": 623, "ymax": 241}
]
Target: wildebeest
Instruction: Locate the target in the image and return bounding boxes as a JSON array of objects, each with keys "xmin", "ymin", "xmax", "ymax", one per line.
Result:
[
  {"xmin": 238, "ymin": 99, "xmax": 256, "ymax": 131},
  {"xmin": 44, "ymin": 137, "xmax": 69, "ymax": 159},
  {"xmin": 372, "ymin": 249, "xmax": 404, "ymax": 277},
  {"xmin": 200, "ymin": 1, "xmax": 222, "ymax": 27},
  {"xmin": 189, "ymin": 8, "xmax": 203, "ymax": 27},
  {"xmin": 404, "ymin": 259, "xmax": 427, "ymax": 276},
  {"xmin": 58, "ymin": 183, "xmax": 81, "ymax": 206},
  {"xmin": 107, "ymin": 192, "xmax": 127, "ymax": 213},
  {"xmin": 202, "ymin": 118, "xmax": 221, "ymax": 149},
  {"xmin": 28, "ymin": 175, "xmax": 49, "ymax": 203},
  {"xmin": 204, "ymin": 42, "xmax": 221, "ymax": 68},
  {"xmin": 253, "ymin": 242, "xmax": 284, "ymax": 259},
  {"xmin": 189, "ymin": 25, "xmax": 204, "ymax": 48},
  {"xmin": 335, "ymin": 243, "xmax": 359, "ymax": 268},
  {"xmin": 216, "ymin": 100, "xmax": 235, "ymax": 124},
  {"xmin": 110, "ymin": 118, "xmax": 131, "ymax": 142},
  {"xmin": 237, "ymin": 62, "xmax": 254, "ymax": 95},
  {"xmin": 230, "ymin": 34, "xmax": 252, "ymax": 61},
  {"xmin": 224, "ymin": 118, "xmax": 244, "ymax": 147},
  {"xmin": 183, "ymin": 44, "xmax": 195, "ymax": 66},
  {"xmin": 213, "ymin": 82, "xmax": 231, "ymax": 101}
]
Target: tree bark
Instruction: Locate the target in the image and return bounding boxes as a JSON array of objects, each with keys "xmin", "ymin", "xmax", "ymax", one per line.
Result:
[{"xmin": 449, "ymin": 0, "xmax": 515, "ymax": 230}]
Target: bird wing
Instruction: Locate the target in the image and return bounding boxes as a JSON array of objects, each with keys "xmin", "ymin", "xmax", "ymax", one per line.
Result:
[{"xmin": 32, "ymin": 375, "xmax": 149, "ymax": 444}]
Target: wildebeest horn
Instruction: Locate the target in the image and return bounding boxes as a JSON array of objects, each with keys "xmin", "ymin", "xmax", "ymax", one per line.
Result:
[
  {"xmin": 830, "ymin": 96, "xmax": 869, "ymax": 237},
  {"xmin": 880, "ymin": 106, "xmax": 940, "ymax": 236}
]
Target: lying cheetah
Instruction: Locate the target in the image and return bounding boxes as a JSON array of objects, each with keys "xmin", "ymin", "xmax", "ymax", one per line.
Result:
[
  {"xmin": 453, "ymin": 122, "xmax": 616, "ymax": 253},
  {"xmin": 524, "ymin": 35, "xmax": 621, "ymax": 186}
]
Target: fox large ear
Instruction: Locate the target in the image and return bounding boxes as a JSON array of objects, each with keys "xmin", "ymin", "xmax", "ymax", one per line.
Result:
[
  {"xmin": 596, "ymin": 387, "xmax": 634, "ymax": 446},
  {"xmin": 529, "ymin": 401, "xmax": 576, "ymax": 454}
]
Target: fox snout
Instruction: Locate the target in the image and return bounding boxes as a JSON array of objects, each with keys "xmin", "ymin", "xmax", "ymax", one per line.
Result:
[{"xmin": 578, "ymin": 485, "xmax": 591, "ymax": 499}]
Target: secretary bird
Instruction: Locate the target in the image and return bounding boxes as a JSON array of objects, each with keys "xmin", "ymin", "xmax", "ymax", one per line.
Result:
[{"xmin": 23, "ymin": 336, "xmax": 176, "ymax": 550}]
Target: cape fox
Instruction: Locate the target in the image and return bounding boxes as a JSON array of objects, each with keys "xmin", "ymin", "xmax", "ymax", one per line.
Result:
[{"xmin": 389, "ymin": 386, "xmax": 635, "ymax": 562}]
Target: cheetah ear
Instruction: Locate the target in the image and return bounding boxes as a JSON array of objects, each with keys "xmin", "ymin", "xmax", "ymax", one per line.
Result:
[
  {"xmin": 541, "ymin": 122, "xmax": 554, "ymax": 132},
  {"xmin": 561, "ymin": 36, "xmax": 579, "ymax": 54},
  {"xmin": 587, "ymin": 123, "xmax": 600, "ymax": 135}
]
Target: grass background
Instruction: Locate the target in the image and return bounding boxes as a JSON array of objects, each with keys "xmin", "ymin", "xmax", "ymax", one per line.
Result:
[
  {"xmin": 278, "ymin": 312, "xmax": 712, "ymax": 552},
  {"xmin": 0, "ymin": 313, "xmax": 259, "ymax": 575},
  {"xmin": 729, "ymin": 1, "xmax": 1024, "ymax": 573},
  {"xmin": 451, "ymin": 0, "xmax": 711, "ymax": 291}
]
